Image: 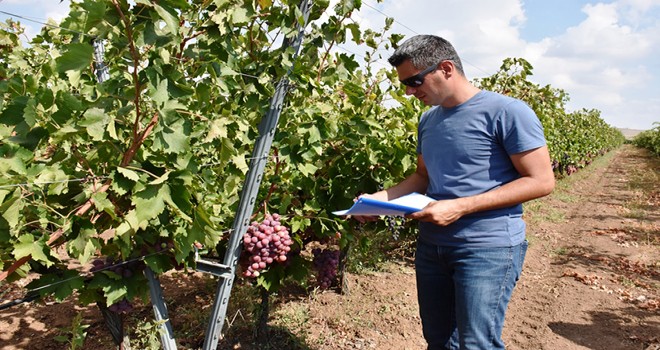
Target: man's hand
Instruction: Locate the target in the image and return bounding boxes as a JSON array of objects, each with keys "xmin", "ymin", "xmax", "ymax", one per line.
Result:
[
  {"xmin": 406, "ymin": 198, "xmax": 465, "ymax": 226},
  {"xmin": 349, "ymin": 193, "xmax": 380, "ymax": 223}
]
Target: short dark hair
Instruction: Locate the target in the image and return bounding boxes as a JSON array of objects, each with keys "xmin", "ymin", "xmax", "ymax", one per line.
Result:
[{"xmin": 388, "ymin": 35, "xmax": 465, "ymax": 76}]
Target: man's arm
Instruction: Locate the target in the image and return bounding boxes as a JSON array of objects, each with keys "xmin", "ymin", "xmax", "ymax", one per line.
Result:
[
  {"xmin": 373, "ymin": 154, "xmax": 429, "ymax": 201},
  {"xmin": 407, "ymin": 145, "xmax": 555, "ymax": 226}
]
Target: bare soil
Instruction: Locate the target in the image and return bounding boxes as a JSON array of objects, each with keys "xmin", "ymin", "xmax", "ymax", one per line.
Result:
[{"xmin": 1, "ymin": 145, "xmax": 658, "ymax": 350}]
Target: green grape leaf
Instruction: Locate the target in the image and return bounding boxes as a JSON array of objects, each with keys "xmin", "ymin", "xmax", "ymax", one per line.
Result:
[
  {"xmin": 68, "ymin": 220, "xmax": 99, "ymax": 265},
  {"xmin": 149, "ymin": 171, "xmax": 171, "ymax": 185},
  {"xmin": 285, "ymin": 255, "xmax": 308, "ymax": 282},
  {"xmin": 0, "ymin": 149, "xmax": 28, "ymax": 175},
  {"xmin": 231, "ymin": 7, "xmax": 250, "ymax": 24},
  {"xmin": 205, "ymin": 119, "xmax": 229, "ymax": 142},
  {"xmin": 92, "ymin": 192, "xmax": 116, "ymax": 219},
  {"xmin": 80, "ymin": 1, "xmax": 107, "ymax": 31},
  {"xmin": 111, "ymin": 171, "xmax": 134, "ymax": 196},
  {"xmin": 13, "ymin": 233, "xmax": 51, "ymax": 266},
  {"xmin": 257, "ymin": 264, "xmax": 284, "ymax": 292},
  {"xmin": 79, "ymin": 108, "xmax": 108, "ymax": 141},
  {"xmin": 0, "ymin": 96, "xmax": 28, "ymax": 126},
  {"xmin": 144, "ymin": 254, "xmax": 172, "ymax": 274},
  {"xmin": 231, "ymin": 154, "xmax": 248, "ymax": 174},
  {"xmin": 133, "ymin": 185, "xmax": 168, "ymax": 225},
  {"xmin": 155, "ymin": 123, "xmax": 189, "ymax": 154},
  {"xmin": 150, "ymin": 79, "xmax": 169, "ymax": 107},
  {"xmin": 298, "ymin": 163, "xmax": 318, "ymax": 176},
  {"xmin": 153, "ymin": 3, "xmax": 180, "ymax": 36},
  {"xmin": 35, "ymin": 167, "xmax": 69, "ymax": 195},
  {"xmin": 56, "ymin": 43, "xmax": 94, "ymax": 73},
  {"xmin": 27, "ymin": 271, "xmax": 84, "ymax": 301},
  {"xmin": 22, "ymin": 98, "xmax": 37, "ymax": 128},
  {"xmin": 117, "ymin": 167, "xmax": 140, "ymax": 182},
  {"xmin": 103, "ymin": 280, "xmax": 128, "ymax": 306}
]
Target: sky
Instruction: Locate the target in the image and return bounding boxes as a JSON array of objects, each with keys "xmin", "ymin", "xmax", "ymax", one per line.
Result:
[{"xmin": 1, "ymin": 0, "xmax": 659, "ymax": 130}]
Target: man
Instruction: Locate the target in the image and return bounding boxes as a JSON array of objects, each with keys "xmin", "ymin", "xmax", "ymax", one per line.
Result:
[{"xmin": 355, "ymin": 35, "xmax": 555, "ymax": 349}]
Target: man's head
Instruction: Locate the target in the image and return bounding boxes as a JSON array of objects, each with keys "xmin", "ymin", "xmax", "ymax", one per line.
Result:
[
  {"xmin": 388, "ymin": 35, "xmax": 465, "ymax": 76},
  {"xmin": 388, "ymin": 35, "xmax": 473, "ymax": 107}
]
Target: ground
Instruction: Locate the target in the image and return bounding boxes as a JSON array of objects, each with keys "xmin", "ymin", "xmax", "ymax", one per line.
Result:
[{"xmin": 0, "ymin": 145, "xmax": 658, "ymax": 350}]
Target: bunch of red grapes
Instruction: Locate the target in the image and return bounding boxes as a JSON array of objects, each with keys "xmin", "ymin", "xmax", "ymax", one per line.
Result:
[
  {"xmin": 90, "ymin": 258, "xmax": 139, "ymax": 278},
  {"xmin": 107, "ymin": 298, "xmax": 133, "ymax": 313},
  {"xmin": 312, "ymin": 248, "xmax": 340, "ymax": 289},
  {"xmin": 90, "ymin": 258, "xmax": 143, "ymax": 313},
  {"xmin": 242, "ymin": 213, "xmax": 293, "ymax": 278}
]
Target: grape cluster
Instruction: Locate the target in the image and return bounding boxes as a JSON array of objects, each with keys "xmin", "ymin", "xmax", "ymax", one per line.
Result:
[
  {"xmin": 90, "ymin": 258, "xmax": 139, "ymax": 279},
  {"xmin": 107, "ymin": 298, "xmax": 133, "ymax": 314},
  {"xmin": 90, "ymin": 258, "xmax": 141, "ymax": 314},
  {"xmin": 385, "ymin": 215, "xmax": 401, "ymax": 240},
  {"xmin": 156, "ymin": 240, "xmax": 175, "ymax": 253},
  {"xmin": 242, "ymin": 213, "xmax": 292, "ymax": 278},
  {"xmin": 565, "ymin": 164, "xmax": 578, "ymax": 175},
  {"xmin": 312, "ymin": 248, "xmax": 340, "ymax": 289},
  {"xmin": 551, "ymin": 160, "xmax": 560, "ymax": 170},
  {"xmin": 139, "ymin": 239, "xmax": 175, "ymax": 256}
]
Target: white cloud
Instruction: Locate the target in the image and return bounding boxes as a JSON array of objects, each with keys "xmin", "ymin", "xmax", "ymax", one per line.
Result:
[
  {"xmin": 527, "ymin": 1, "xmax": 659, "ymax": 129},
  {"xmin": 546, "ymin": 3, "xmax": 652, "ymax": 59},
  {"xmin": 358, "ymin": 0, "xmax": 528, "ymax": 75}
]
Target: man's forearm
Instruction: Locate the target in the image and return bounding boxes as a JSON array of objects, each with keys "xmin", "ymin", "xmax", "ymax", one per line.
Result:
[
  {"xmin": 456, "ymin": 175, "xmax": 554, "ymax": 216},
  {"xmin": 368, "ymin": 171, "xmax": 428, "ymax": 202},
  {"xmin": 386, "ymin": 171, "xmax": 429, "ymax": 200},
  {"xmin": 457, "ymin": 145, "xmax": 556, "ymax": 215}
]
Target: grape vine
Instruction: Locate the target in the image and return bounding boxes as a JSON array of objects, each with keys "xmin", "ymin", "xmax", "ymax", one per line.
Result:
[{"xmin": 633, "ymin": 124, "xmax": 660, "ymax": 156}]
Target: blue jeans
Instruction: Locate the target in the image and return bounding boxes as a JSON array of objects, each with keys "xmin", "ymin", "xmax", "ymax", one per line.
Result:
[{"xmin": 415, "ymin": 239, "xmax": 528, "ymax": 350}]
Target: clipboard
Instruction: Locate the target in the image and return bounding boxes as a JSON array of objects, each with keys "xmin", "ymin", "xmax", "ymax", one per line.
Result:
[{"xmin": 332, "ymin": 192, "xmax": 435, "ymax": 216}]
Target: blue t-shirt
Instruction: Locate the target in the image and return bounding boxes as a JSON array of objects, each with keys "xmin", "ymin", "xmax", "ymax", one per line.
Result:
[{"xmin": 416, "ymin": 90, "xmax": 546, "ymax": 247}]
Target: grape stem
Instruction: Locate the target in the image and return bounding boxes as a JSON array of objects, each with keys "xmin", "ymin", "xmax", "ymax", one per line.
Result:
[{"xmin": 252, "ymin": 147, "xmax": 281, "ymax": 219}]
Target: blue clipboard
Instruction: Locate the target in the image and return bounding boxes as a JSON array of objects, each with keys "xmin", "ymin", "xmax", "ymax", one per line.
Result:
[{"xmin": 332, "ymin": 192, "xmax": 435, "ymax": 216}]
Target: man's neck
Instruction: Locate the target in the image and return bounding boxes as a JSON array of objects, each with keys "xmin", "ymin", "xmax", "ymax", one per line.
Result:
[{"xmin": 442, "ymin": 82, "xmax": 481, "ymax": 108}]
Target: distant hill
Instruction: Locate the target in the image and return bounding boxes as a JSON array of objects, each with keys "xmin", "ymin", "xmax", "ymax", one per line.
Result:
[{"xmin": 617, "ymin": 128, "xmax": 645, "ymax": 139}]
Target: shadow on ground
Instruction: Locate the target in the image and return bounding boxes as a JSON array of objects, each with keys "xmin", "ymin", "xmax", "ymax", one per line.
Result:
[{"xmin": 548, "ymin": 308, "xmax": 660, "ymax": 350}]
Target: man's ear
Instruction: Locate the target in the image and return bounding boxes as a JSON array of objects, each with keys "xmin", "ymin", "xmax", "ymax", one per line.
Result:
[{"xmin": 439, "ymin": 60, "xmax": 454, "ymax": 76}]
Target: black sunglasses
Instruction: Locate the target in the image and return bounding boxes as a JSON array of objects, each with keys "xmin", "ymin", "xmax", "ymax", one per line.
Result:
[{"xmin": 399, "ymin": 62, "xmax": 441, "ymax": 88}]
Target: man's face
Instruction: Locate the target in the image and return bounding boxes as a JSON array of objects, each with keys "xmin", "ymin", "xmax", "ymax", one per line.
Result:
[{"xmin": 395, "ymin": 60, "xmax": 448, "ymax": 106}]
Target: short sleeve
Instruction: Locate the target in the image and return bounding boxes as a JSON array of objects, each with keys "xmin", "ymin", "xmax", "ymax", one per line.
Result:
[
  {"xmin": 497, "ymin": 100, "xmax": 546, "ymax": 155},
  {"xmin": 416, "ymin": 109, "xmax": 433, "ymax": 155}
]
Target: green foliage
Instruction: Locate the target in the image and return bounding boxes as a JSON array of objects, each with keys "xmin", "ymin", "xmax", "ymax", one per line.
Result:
[
  {"xmin": 633, "ymin": 123, "xmax": 660, "ymax": 156},
  {"xmin": 0, "ymin": 1, "xmax": 625, "ymax": 314},
  {"xmin": 0, "ymin": 0, "xmax": 416, "ymax": 308},
  {"xmin": 129, "ymin": 318, "xmax": 166, "ymax": 350}
]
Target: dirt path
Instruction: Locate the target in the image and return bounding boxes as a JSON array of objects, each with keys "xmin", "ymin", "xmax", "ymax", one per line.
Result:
[
  {"xmin": 502, "ymin": 145, "xmax": 659, "ymax": 350},
  {"xmin": 1, "ymin": 145, "xmax": 658, "ymax": 350}
]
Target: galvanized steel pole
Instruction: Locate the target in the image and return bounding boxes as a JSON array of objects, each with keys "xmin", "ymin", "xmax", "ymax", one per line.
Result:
[{"xmin": 201, "ymin": 1, "xmax": 312, "ymax": 349}]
